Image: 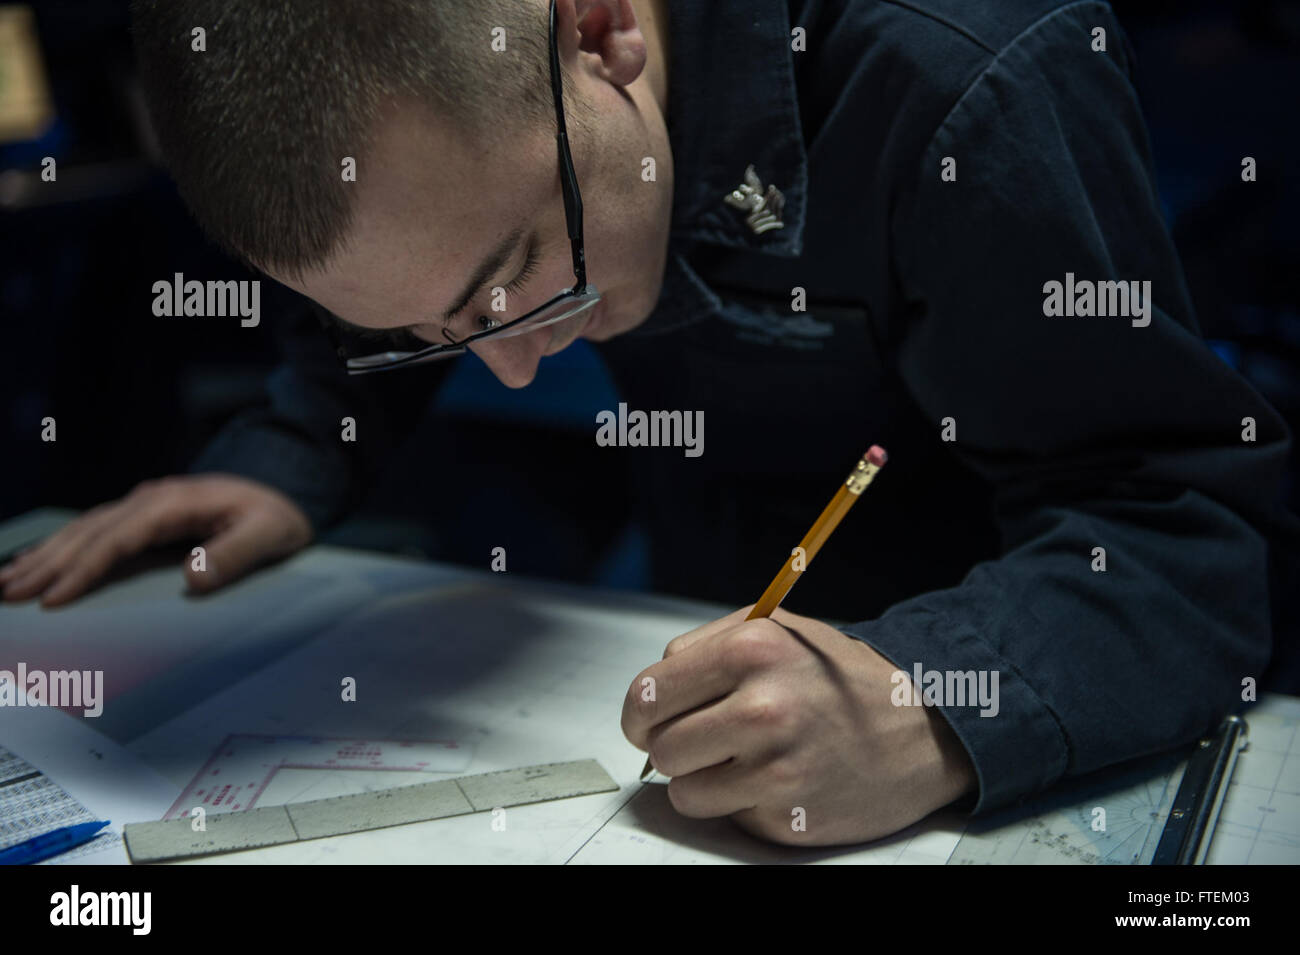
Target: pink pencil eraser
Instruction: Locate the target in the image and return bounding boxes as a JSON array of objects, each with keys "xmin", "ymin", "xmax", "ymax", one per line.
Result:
[{"xmin": 866, "ymin": 445, "xmax": 888, "ymax": 467}]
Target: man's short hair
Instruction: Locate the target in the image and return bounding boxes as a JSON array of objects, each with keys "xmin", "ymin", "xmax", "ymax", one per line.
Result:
[{"xmin": 132, "ymin": 0, "xmax": 577, "ymax": 278}]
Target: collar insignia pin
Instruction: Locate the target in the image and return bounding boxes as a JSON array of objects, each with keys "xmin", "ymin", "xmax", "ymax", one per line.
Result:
[{"xmin": 724, "ymin": 164, "xmax": 785, "ymax": 235}]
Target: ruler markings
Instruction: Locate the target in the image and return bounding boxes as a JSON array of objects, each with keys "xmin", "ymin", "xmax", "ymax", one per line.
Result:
[{"xmin": 126, "ymin": 758, "xmax": 617, "ymax": 863}]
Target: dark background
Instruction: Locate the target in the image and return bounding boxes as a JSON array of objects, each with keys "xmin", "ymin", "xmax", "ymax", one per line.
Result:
[{"xmin": 2, "ymin": 1, "xmax": 1297, "ymax": 627}]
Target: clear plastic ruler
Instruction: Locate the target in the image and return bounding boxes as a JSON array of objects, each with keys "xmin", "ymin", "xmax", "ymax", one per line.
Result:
[
  {"xmin": 948, "ymin": 751, "xmax": 1187, "ymax": 864},
  {"xmin": 163, "ymin": 733, "xmax": 472, "ymax": 820},
  {"xmin": 127, "ymin": 759, "xmax": 619, "ymax": 863}
]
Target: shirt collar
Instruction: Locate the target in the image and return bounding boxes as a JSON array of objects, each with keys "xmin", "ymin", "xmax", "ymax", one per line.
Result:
[{"xmin": 664, "ymin": 0, "xmax": 808, "ymax": 258}]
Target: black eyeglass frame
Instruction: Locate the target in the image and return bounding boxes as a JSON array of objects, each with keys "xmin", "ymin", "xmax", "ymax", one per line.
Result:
[{"xmin": 316, "ymin": 0, "xmax": 597, "ymax": 375}]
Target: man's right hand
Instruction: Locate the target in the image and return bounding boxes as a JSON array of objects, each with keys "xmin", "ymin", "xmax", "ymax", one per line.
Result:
[{"xmin": 0, "ymin": 474, "xmax": 313, "ymax": 607}]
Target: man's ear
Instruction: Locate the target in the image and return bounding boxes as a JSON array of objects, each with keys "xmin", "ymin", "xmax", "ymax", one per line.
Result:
[{"xmin": 561, "ymin": 0, "xmax": 647, "ymax": 87}]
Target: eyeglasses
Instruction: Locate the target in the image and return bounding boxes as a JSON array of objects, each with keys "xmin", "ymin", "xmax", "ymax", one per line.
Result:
[{"xmin": 317, "ymin": 0, "xmax": 598, "ymax": 375}]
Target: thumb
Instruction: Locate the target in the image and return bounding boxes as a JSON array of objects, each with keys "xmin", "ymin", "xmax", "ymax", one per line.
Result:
[{"xmin": 184, "ymin": 512, "xmax": 297, "ymax": 593}]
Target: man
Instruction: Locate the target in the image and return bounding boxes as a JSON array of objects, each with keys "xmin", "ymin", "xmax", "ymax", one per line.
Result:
[{"xmin": 1, "ymin": 0, "xmax": 1289, "ymax": 846}]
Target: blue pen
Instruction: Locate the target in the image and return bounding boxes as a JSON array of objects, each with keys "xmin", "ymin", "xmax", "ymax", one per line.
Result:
[{"xmin": 0, "ymin": 820, "xmax": 110, "ymax": 865}]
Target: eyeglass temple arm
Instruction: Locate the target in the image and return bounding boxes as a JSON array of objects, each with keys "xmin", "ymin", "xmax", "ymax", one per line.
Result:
[
  {"xmin": 550, "ymin": 0, "xmax": 587, "ymax": 290},
  {"xmin": 558, "ymin": 134, "xmax": 586, "ymax": 289}
]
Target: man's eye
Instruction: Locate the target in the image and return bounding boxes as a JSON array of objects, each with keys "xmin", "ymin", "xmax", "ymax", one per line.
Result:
[
  {"xmin": 503, "ymin": 245, "xmax": 541, "ymax": 296},
  {"xmin": 435, "ymin": 241, "xmax": 542, "ymax": 343}
]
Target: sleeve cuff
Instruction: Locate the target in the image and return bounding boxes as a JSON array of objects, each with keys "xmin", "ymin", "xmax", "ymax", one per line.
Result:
[{"xmin": 838, "ymin": 601, "xmax": 1071, "ymax": 816}]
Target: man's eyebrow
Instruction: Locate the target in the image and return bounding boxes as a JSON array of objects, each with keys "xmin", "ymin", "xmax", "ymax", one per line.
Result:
[{"xmin": 441, "ymin": 228, "xmax": 527, "ymax": 322}]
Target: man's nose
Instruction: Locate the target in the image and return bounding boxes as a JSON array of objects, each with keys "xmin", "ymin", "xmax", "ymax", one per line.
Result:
[{"xmin": 467, "ymin": 328, "xmax": 550, "ymax": 389}]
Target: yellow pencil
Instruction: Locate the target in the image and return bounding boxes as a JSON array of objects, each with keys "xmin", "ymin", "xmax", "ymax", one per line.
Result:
[{"xmin": 639, "ymin": 445, "xmax": 888, "ymax": 780}]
